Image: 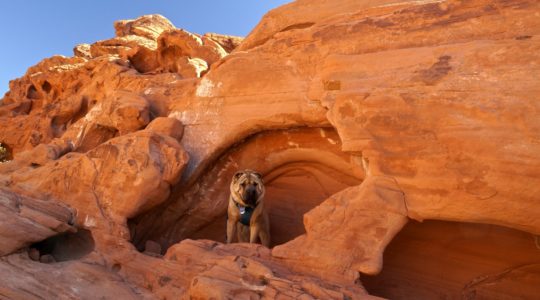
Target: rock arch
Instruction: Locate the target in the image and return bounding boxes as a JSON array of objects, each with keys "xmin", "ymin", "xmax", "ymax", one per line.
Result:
[{"xmin": 129, "ymin": 127, "xmax": 364, "ymax": 251}]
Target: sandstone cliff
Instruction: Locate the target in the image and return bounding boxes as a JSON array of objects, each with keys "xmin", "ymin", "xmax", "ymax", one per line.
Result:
[{"xmin": 0, "ymin": 1, "xmax": 539, "ymax": 299}]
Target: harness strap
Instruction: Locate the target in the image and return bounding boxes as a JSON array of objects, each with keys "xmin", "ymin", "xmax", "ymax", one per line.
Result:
[{"xmin": 236, "ymin": 202, "xmax": 256, "ymax": 226}]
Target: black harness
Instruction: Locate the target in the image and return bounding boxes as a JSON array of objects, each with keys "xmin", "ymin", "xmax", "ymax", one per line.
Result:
[{"xmin": 236, "ymin": 202, "xmax": 256, "ymax": 226}]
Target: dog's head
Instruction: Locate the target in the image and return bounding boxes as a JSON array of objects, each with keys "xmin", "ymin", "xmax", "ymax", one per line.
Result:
[{"xmin": 230, "ymin": 169, "xmax": 265, "ymax": 207}]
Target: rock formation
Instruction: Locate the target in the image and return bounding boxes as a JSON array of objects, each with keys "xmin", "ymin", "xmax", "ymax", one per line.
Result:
[{"xmin": 0, "ymin": 1, "xmax": 539, "ymax": 299}]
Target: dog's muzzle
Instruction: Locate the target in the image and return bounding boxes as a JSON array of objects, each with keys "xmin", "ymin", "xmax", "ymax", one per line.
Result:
[{"xmin": 243, "ymin": 185, "xmax": 259, "ymax": 206}]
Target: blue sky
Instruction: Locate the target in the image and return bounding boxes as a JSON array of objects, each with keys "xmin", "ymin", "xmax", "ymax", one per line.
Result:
[{"xmin": 0, "ymin": 1, "xmax": 290, "ymax": 96}]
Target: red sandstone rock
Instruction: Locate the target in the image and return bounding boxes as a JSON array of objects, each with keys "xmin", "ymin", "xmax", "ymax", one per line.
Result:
[
  {"xmin": 131, "ymin": 127, "xmax": 363, "ymax": 250},
  {"xmin": 157, "ymin": 29, "xmax": 227, "ymax": 71},
  {"xmin": 0, "ymin": 188, "xmax": 75, "ymax": 256},
  {"xmin": 0, "ymin": 0, "xmax": 539, "ymax": 299},
  {"xmin": 115, "ymin": 14, "xmax": 175, "ymax": 41},
  {"xmin": 0, "ymin": 252, "xmax": 155, "ymax": 299},
  {"xmin": 273, "ymin": 176, "xmax": 408, "ymax": 277},
  {"xmin": 73, "ymin": 43, "xmax": 92, "ymax": 59},
  {"xmin": 27, "ymin": 248, "xmax": 40, "ymax": 261},
  {"xmin": 90, "ymin": 35, "xmax": 156, "ymax": 59},
  {"xmin": 10, "ymin": 129, "xmax": 187, "ymax": 233},
  {"xmin": 39, "ymin": 254, "xmax": 56, "ymax": 264},
  {"xmin": 143, "ymin": 240, "xmax": 162, "ymax": 256},
  {"xmin": 203, "ymin": 33, "xmax": 244, "ymax": 53},
  {"xmin": 145, "ymin": 117, "xmax": 184, "ymax": 141},
  {"xmin": 0, "ymin": 16, "xmax": 233, "ymax": 156},
  {"xmin": 362, "ymin": 220, "xmax": 540, "ymax": 299},
  {"xmin": 164, "ymin": 240, "xmax": 371, "ymax": 299}
]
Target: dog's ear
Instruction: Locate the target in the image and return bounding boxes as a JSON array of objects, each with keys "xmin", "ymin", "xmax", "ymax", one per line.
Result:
[
  {"xmin": 233, "ymin": 171, "xmax": 244, "ymax": 181},
  {"xmin": 252, "ymin": 172, "xmax": 263, "ymax": 181}
]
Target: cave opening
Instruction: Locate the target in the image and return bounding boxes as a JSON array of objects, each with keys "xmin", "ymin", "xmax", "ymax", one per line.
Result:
[
  {"xmin": 28, "ymin": 228, "xmax": 95, "ymax": 263},
  {"xmin": 188, "ymin": 161, "xmax": 362, "ymax": 247},
  {"xmin": 362, "ymin": 220, "xmax": 540, "ymax": 299},
  {"xmin": 128, "ymin": 127, "xmax": 364, "ymax": 253}
]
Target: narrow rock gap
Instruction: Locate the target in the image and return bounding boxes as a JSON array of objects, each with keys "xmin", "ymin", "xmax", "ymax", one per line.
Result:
[
  {"xmin": 74, "ymin": 125, "xmax": 119, "ymax": 153},
  {"xmin": 68, "ymin": 96, "xmax": 89, "ymax": 125}
]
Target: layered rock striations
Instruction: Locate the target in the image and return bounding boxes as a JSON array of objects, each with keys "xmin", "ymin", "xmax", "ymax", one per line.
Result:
[{"xmin": 0, "ymin": 1, "xmax": 539, "ymax": 299}]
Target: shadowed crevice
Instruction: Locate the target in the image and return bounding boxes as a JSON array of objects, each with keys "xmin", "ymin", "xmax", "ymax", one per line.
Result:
[{"xmin": 29, "ymin": 228, "xmax": 95, "ymax": 263}]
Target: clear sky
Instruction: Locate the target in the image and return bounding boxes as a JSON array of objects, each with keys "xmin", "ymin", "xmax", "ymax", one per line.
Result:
[{"xmin": 0, "ymin": 1, "xmax": 291, "ymax": 96}]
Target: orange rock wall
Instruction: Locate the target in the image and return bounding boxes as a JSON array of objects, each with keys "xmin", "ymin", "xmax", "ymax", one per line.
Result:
[
  {"xmin": 130, "ymin": 127, "xmax": 362, "ymax": 250},
  {"xmin": 0, "ymin": 1, "xmax": 539, "ymax": 299},
  {"xmin": 363, "ymin": 220, "xmax": 540, "ymax": 299}
]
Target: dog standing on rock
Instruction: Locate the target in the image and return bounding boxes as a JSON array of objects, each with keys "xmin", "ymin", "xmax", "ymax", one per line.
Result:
[{"xmin": 226, "ymin": 169, "xmax": 270, "ymax": 247}]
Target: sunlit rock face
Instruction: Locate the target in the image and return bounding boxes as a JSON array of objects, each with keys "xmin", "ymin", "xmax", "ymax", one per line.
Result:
[{"xmin": 1, "ymin": 1, "xmax": 539, "ymax": 298}]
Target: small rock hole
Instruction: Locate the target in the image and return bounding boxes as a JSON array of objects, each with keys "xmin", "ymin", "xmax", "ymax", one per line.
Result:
[
  {"xmin": 27, "ymin": 84, "xmax": 40, "ymax": 100},
  {"xmin": 28, "ymin": 228, "xmax": 95, "ymax": 263},
  {"xmin": 112, "ymin": 263, "xmax": 122, "ymax": 273},
  {"xmin": 42, "ymin": 81, "xmax": 52, "ymax": 93}
]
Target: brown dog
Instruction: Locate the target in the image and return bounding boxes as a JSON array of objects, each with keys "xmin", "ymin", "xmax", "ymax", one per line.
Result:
[{"xmin": 226, "ymin": 169, "xmax": 270, "ymax": 247}]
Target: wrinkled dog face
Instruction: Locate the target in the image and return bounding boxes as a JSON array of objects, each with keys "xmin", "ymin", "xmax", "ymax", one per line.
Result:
[{"xmin": 231, "ymin": 170, "xmax": 265, "ymax": 207}]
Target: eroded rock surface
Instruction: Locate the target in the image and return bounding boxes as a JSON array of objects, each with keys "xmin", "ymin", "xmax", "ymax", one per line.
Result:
[
  {"xmin": 0, "ymin": 0, "xmax": 539, "ymax": 298},
  {"xmin": 0, "ymin": 188, "xmax": 75, "ymax": 256},
  {"xmin": 6, "ymin": 123, "xmax": 188, "ymax": 241},
  {"xmin": 0, "ymin": 14, "xmax": 239, "ymax": 156},
  {"xmin": 362, "ymin": 220, "xmax": 540, "ymax": 299},
  {"xmin": 273, "ymin": 176, "xmax": 408, "ymax": 277},
  {"xmin": 130, "ymin": 127, "xmax": 364, "ymax": 251}
]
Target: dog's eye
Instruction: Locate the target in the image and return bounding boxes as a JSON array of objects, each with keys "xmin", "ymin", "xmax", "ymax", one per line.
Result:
[
  {"xmin": 241, "ymin": 182, "xmax": 246, "ymax": 187},
  {"xmin": 253, "ymin": 182, "xmax": 258, "ymax": 186}
]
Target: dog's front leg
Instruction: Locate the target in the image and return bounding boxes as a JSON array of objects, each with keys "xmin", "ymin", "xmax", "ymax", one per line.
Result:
[
  {"xmin": 249, "ymin": 226, "xmax": 260, "ymax": 244},
  {"xmin": 226, "ymin": 219, "xmax": 236, "ymax": 244},
  {"xmin": 259, "ymin": 228, "xmax": 270, "ymax": 248}
]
